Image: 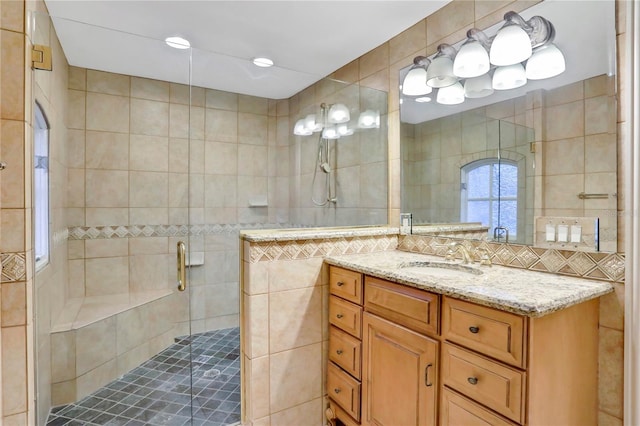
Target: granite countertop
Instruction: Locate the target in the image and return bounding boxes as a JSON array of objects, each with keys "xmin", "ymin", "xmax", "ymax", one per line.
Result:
[
  {"xmin": 240, "ymin": 225, "xmax": 399, "ymax": 242},
  {"xmin": 325, "ymin": 251, "xmax": 614, "ymax": 317}
]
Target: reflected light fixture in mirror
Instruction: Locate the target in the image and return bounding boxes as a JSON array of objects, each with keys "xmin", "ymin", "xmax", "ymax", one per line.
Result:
[
  {"xmin": 402, "ymin": 10, "xmax": 565, "ymax": 106},
  {"xmin": 292, "ymin": 103, "xmax": 378, "ymax": 138}
]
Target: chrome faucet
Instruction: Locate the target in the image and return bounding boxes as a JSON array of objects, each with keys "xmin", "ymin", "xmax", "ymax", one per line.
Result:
[{"xmin": 447, "ymin": 242, "xmax": 473, "ymax": 264}]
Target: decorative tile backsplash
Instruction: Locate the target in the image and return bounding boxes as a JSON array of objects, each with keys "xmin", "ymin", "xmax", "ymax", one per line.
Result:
[
  {"xmin": 1, "ymin": 253, "xmax": 26, "ymax": 282},
  {"xmin": 68, "ymin": 223, "xmax": 302, "ymax": 240},
  {"xmin": 398, "ymin": 234, "xmax": 625, "ymax": 283},
  {"xmin": 247, "ymin": 235, "xmax": 398, "ymax": 263}
]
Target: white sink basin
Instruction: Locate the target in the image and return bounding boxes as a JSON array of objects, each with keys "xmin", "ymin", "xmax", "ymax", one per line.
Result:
[{"xmin": 399, "ymin": 261, "xmax": 483, "ymax": 278}]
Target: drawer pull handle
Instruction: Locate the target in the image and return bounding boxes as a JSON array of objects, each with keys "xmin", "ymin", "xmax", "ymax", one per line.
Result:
[
  {"xmin": 337, "ymin": 281, "xmax": 345, "ymax": 287},
  {"xmin": 469, "ymin": 326, "xmax": 480, "ymax": 334},
  {"xmin": 336, "ymin": 349, "xmax": 343, "ymax": 355},
  {"xmin": 336, "ymin": 314, "xmax": 344, "ymax": 319},
  {"xmin": 467, "ymin": 377, "xmax": 478, "ymax": 385},
  {"xmin": 334, "ymin": 388, "xmax": 341, "ymax": 394},
  {"xmin": 425, "ymin": 363, "xmax": 433, "ymax": 387}
]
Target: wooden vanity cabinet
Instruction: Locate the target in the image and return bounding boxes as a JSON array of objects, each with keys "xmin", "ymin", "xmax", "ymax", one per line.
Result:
[{"xmin": 326, "ymin": 265, "xmax": 601, "ymax": 426}]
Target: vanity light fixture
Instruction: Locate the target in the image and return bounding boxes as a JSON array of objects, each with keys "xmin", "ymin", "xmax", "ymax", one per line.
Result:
[
  {"xmin": 293, "ymin": 119, "xmax": 312, "ymax": 136},
  {"xmin": 252, "ymin": 57, "xmax": 274, "ymax": 68},
  {"xmin": 401, "ymin": 56, "xmax": 432, "ymax": 96},
  {"xmin": 293, "ymin": 103, "xmax": 376, "ymax": 139},
  {"xmin": 327, "ymin": 103, "xmax": 350, "ymax": 124},
  {"xmin": 357, "ymin": 110, "xmax": 380, "ymax": 129},
  {"xmin": 403, "ymin": 10, "xmax": 564, "ymax": 107},
  {"xmin": 165, "ymin": 36, "xmax": 190, "ymax": 49}
]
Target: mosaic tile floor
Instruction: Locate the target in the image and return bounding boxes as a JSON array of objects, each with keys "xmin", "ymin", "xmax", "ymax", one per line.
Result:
[{"xmin": 46, "ymin": 327, "xmax": 241, "ymax": 426}]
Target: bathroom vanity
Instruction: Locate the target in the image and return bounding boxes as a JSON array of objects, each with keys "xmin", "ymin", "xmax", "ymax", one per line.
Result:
[{"xmin": 323, "ymin": 251, "xmax": 613, "ymax": 426}]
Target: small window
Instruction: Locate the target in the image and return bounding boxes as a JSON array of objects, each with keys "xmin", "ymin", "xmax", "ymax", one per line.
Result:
[
  {"xmin": 34, "ymin": 103, "xmax": 50, "ymax": 271},
  {"xmin": 461, "ymin": 159, "xmax": 518, "ymax": 239}
]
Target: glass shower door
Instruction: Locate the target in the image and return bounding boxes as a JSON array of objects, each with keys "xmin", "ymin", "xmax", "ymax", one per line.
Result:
[{"xmin": 31, "ymin": 11, "xmax": 201, "ymax": 425}]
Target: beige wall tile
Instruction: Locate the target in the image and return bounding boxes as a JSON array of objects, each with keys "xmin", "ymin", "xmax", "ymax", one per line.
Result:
[
  {"xmin": 1, "ymin": 281, "xmax": 26, "ymax": 326},
  {"xmin": 1, "ymin": 208, "xmax": 25, "ymax": 252},
  {"xmin": 600, "ymin": 283, "xmax": 624, "ymax": 331},
  {"xmin": 67, "ymin": 128, "xmax": 86, "ymax": 168},
  {"xmin": 85, "ymin": 257, "xmax": 129, "ymax": 296},
  {"xmin": 51, "ymin": 380, "xmax": 76, "ymax": 406},
  {"xmin": 131, "ymin": 98, "xmax": 169, "ymax": 137},
  {"xmin": 269, "ymin": 343, "xmax": 322, "ymax": 413},
  {"xmin": 116, "ymin": 342, "xmax": 150, "ymax": 376},
  {"xmin": 585, "ymin": 133, "xmax": 617, "ymax": 174},
  {"xmin": 249, "ymin": 355, "xmax": 270, "ymax": 419},
  {"xmin": 545, "ymin": 101, "xmax": 584, "ymax": 141},
  {"xmin": 245, "ymin": 293, "xmax": 269, "ymax": 358},
  {"xmin": 85, "ymin": 239, "xmax": 129, "ymax": 258},
  {"xmin": 332, "ymin": 59, "xmax": 359, "ymax": 84},
  {"xmin": 1, "ymin": 29, "xmax": 25, "ymax": 121},
  {"xmin": 205, "ymin": 108, "xmax": 238, "ymax": 142},
  {"xmin": 239, "ymin": 95, "xmax": 269, "ymax": 115},
  {"xmin": 238, "ymin": 113, "xmax": 268, "ymax": 146},
  {"xmin": 129, "ymin": 171, "xmax": 168, "ymax": 207},
  {"xmin": 129, "ymin": 254, "xmax": 169, "ymax": 291},
  {"xmin": 87, "ymin": 70, "xmax": 129, "ymax": 96},
  {"xmin": 51, "ymin": 331, "xmax": 76, "ymax": 383},
  {"xmin": 544, "ymin": 81, "xmax": 584, "ymax": 107},
  {"xmin": 270, "ymin": 398, "xmax": 322, "ymax": 426},
  {"xmin": 129, "ymin": 237, "xmax": 168, "ymax": 256},
  {"xmin": 86, "ymin": 92, "xmax": 130, "ymax": 133},
  {"xmin": 1, "ymin": 119, "xmax": 25, "ymax": 208},
  {"xmin": 85, "ymin": 131, "xmax": 129, "ymax": 170},
  {"xmin": 131, "ymin": 77, "xmax": 170, "ymax": 102},
  {"xmin": 85, "ymin": 208, "xmax": 128, "ymax": 227},
  {"xmin": 67, "ymin": 89, "xmax": 86, "ymax": 129},
  {"xmin": 2, "ymin": 412, "xmax": 28, "ymax": 426},
  {"xmin": 269, "ymin": 286, "xmax": 322, "ymax": 353},
  {"xmin": 267, "ymin": 258, "xmax": 323, "ymax": 292},
  {"xmin": 585, "ymin": 74, "xmax": 612, "ymax": 98},
  {"xmin": 2, "ymin": 326, "xmax": 27, "ymax": 415},
  {"xmin": 598, "ymin": 326, "xmax": 623, "ymax": 418},
  {"xmin": 85, "ymin": 170, "xmax": 129, "ymax": 208},
  {"xmin": 205, "ymin": 141, "xmax": 238, "ymax": 175},
  {"xmin": 76, "ymin": 317, "xmax": 117, "ymax": 376},
  {"xmin": 116, "ymin": 307, "xmax": 148, "ymax": 355},
  {"xmin": 244, "ymin": 261, "xmax": 268, "ymax": 295},
  {"xmin": 359, "ymin": 43, "xmax": 389, "ymax": 80},
  {"xmin": 389, "ymin": 20, "xmax": 426, "ymax": 66},
  {"xmin": 585, "ymin": 95, "xmax": 611, "ymax": 135},
  {"xmin": 67, "ymin": 168, "xmax": 85, "ymax": 208},
  {"xmin": 76, "ymin": 359, "xmax": 117, "ymax": 399},
  {"xmin": 543, "ymin": 137, "xmax": 584, "ymax": 176},
  {"xmin": 169, "ymin": 103, "xmax": 189, "ymax": 139},
  {"xmin": 206, "ymin": 89, "xmax": 238, "ymax": 111},
  {"xmin": 1, "ymin": 0, "xmax": 24, "ymax": 32},
  {"xmin": 130, "ymin": 134, "xmax": 169, "ymax": 172},
  {"xmin": 599, "ymin": 410, "xmax": 623, "ymax": 426},
  {"xmin": 426, "ymin": 0, "xmax": 474, "ymax": 46},
  {"xmin": 68, "ymin": 66, "xmax": 86, "ymax": 91}
]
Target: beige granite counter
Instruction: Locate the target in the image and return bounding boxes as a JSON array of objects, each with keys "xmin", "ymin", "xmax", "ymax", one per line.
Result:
[
  {"xmin": 325, "ymin": 250, "xmax": 613, "ymax": 317},
  {"xmin": 240, "ymin": 225, "xmax": 399, "ymax": 242}
]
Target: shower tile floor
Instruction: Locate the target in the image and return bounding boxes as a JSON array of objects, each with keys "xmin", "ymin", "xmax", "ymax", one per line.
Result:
[{"xmin": 46, "ymin": 327, "xmax": 241, "ymax": 426}]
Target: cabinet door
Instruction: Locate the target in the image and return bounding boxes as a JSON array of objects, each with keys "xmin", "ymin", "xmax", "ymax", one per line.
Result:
[{"xmin": 362, "ymin": 312, "xmax": 439, "ymax": 426}]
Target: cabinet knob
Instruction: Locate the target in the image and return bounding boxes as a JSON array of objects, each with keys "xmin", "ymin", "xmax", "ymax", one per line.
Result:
[
  {"xmin": 334, "ymin": 388, "xmax": 341, "ymax": 394},
  {"xmin": 469, "ymin": 326, "xmax": 480, "ymax": 334},
  {"xmin": 467, "ymin": 377, "xmax": 478, "ymax": 385},
  {"xmin": 336, "ymin": 313, "xmax": 344, "ymax": 319},
  {"xmin": 336, "ymin": 349, "xmax": 343, "ymax": 355},
  {"xmin": 336, "ymin": 281, "xmax": 345, "ymax": 287}
]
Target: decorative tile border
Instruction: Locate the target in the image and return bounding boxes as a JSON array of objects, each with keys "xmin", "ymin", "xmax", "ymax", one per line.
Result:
[
  {"xmin": 248, "ymin": 235, "xmax": 398, "ymax": 263},
  {"xmin": 1, "ymin": 253, "xmax": 26, "ymax": 283},
  {"xmin": 68, "ymin": 223, "xmax": 302, "ymax": 240},
  {"xmin": 398, "ymin": 234, "xmax": 625, "ymax": 283}
]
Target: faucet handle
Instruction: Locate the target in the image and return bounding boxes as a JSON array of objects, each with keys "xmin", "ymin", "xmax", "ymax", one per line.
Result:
[{"xmin": 475, "ymin": 247, "xmax": 492, "ymax": 266}]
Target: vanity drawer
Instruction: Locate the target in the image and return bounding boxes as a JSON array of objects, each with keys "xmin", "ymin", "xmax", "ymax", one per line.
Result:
[
  {"xmin": 329, "ymin": 326, "xmax": 362, "ymax": 379},
  {"xmin": 441, "ymin": 387, "xmax": 518, "ymax": 426},
  {"xmin": 442, "ymin": 297, "xmax": 526, "ymax": 368},
  {"xmin": 330, "ymin": 296, "xmax": 363, "ymax": 338},
  {"xmin": 327, "ymin": 398, "xmax": 360, "ymax": 426},
  {"xmin": 364, "ymin": 276, "xmax": 439, "ymax": 336},
  {"xmin": 330, "ymin": 266, "xmax": 363, "ymax": 304},
  {"xmin": 328, "ymin": 362, "xmax": 361, "ymax": 421},
  {"xmin": 442, "ymin": 343, "xmax": 525, "ymax": 424}
]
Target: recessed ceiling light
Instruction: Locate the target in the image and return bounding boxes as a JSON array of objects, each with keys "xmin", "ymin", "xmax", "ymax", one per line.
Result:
[
  {"xmin": 252, "ymin": 57, "xmax": 274, "ymax": 68},
  {"xmin": 165, "ymin": 36, "xmax": 190, "ymax": 49}
]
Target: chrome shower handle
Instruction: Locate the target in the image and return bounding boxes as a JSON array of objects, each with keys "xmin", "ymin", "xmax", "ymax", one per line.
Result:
[{"xmin": 177, "ymin": 241, "xmax": 186, "ymax": 291}]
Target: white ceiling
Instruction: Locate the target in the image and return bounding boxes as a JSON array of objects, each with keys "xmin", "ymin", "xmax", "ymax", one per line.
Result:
[{"xmin": 43, "ymin": 1, "xmax": 450, "ymax": 99}]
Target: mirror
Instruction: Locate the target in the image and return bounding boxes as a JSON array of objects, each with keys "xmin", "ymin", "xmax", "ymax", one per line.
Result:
[{"xmin": 400, "ymin": 0, "xmax": 617, "ymax": 251}]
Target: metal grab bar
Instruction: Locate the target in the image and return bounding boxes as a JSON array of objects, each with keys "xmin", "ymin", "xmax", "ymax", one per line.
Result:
[
  {"xmin": 578, "ymin": 192, "xmax": 614, "ymax": 200},
  {"xmin": 177, "ymin": 241, "xmax": 186, "ymax": 291}
]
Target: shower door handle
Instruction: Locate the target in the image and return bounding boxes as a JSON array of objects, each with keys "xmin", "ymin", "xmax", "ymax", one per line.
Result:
[{"xmin": 177, "ymin": 241, "xmax": 186, "ymax": 291}]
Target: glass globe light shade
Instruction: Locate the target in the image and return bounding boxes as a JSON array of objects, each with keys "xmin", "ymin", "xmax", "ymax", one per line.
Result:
[
  {"xmin": 293, "ymin": 119, "xmax": 312, "ymax": 136},
  {"xmin": 327, "ymin": 103, "xmax": 350, "ymax": 124},
  {"xmin": 525, "ymin": 44, "xmax": 566, "ymax": 80},
  {"xmin": 304, "ymin": 114, "xmax": 323, "ymax": 132},
  {"xmin": 337, "ymin": 123, "xmax": 354, "ymax": 136},
  {"xmin": 358, "ymin": 110, "xmax": 380, "ymax": 129},
  {"xmin": 490, "ymin": 24, "xmax": 533, "ymax": 66},
  {"xmin": 436, "ymin": 82, "xmax": 465, "ymax": 105},
  {"xmin": 426, "ymin": 56, "xmax": 458, "ymax": 88},
  {"xmin": 453, "ymin": 41, "xmax": 490, "ymax": 78},
  {"xmin": 401, "ymin": 66, "xmax": 432, "ymax": 96},
  {"xmin": 322, "ymin": 125, "xmax": 340, "ymax": 140},
  {"xmin": 464, "ymin": 74, "xmax": 494, "ymax": 98},
  {"xmin": 492, "ymin": 64, "xmax": 527, "ymax": 90}
]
